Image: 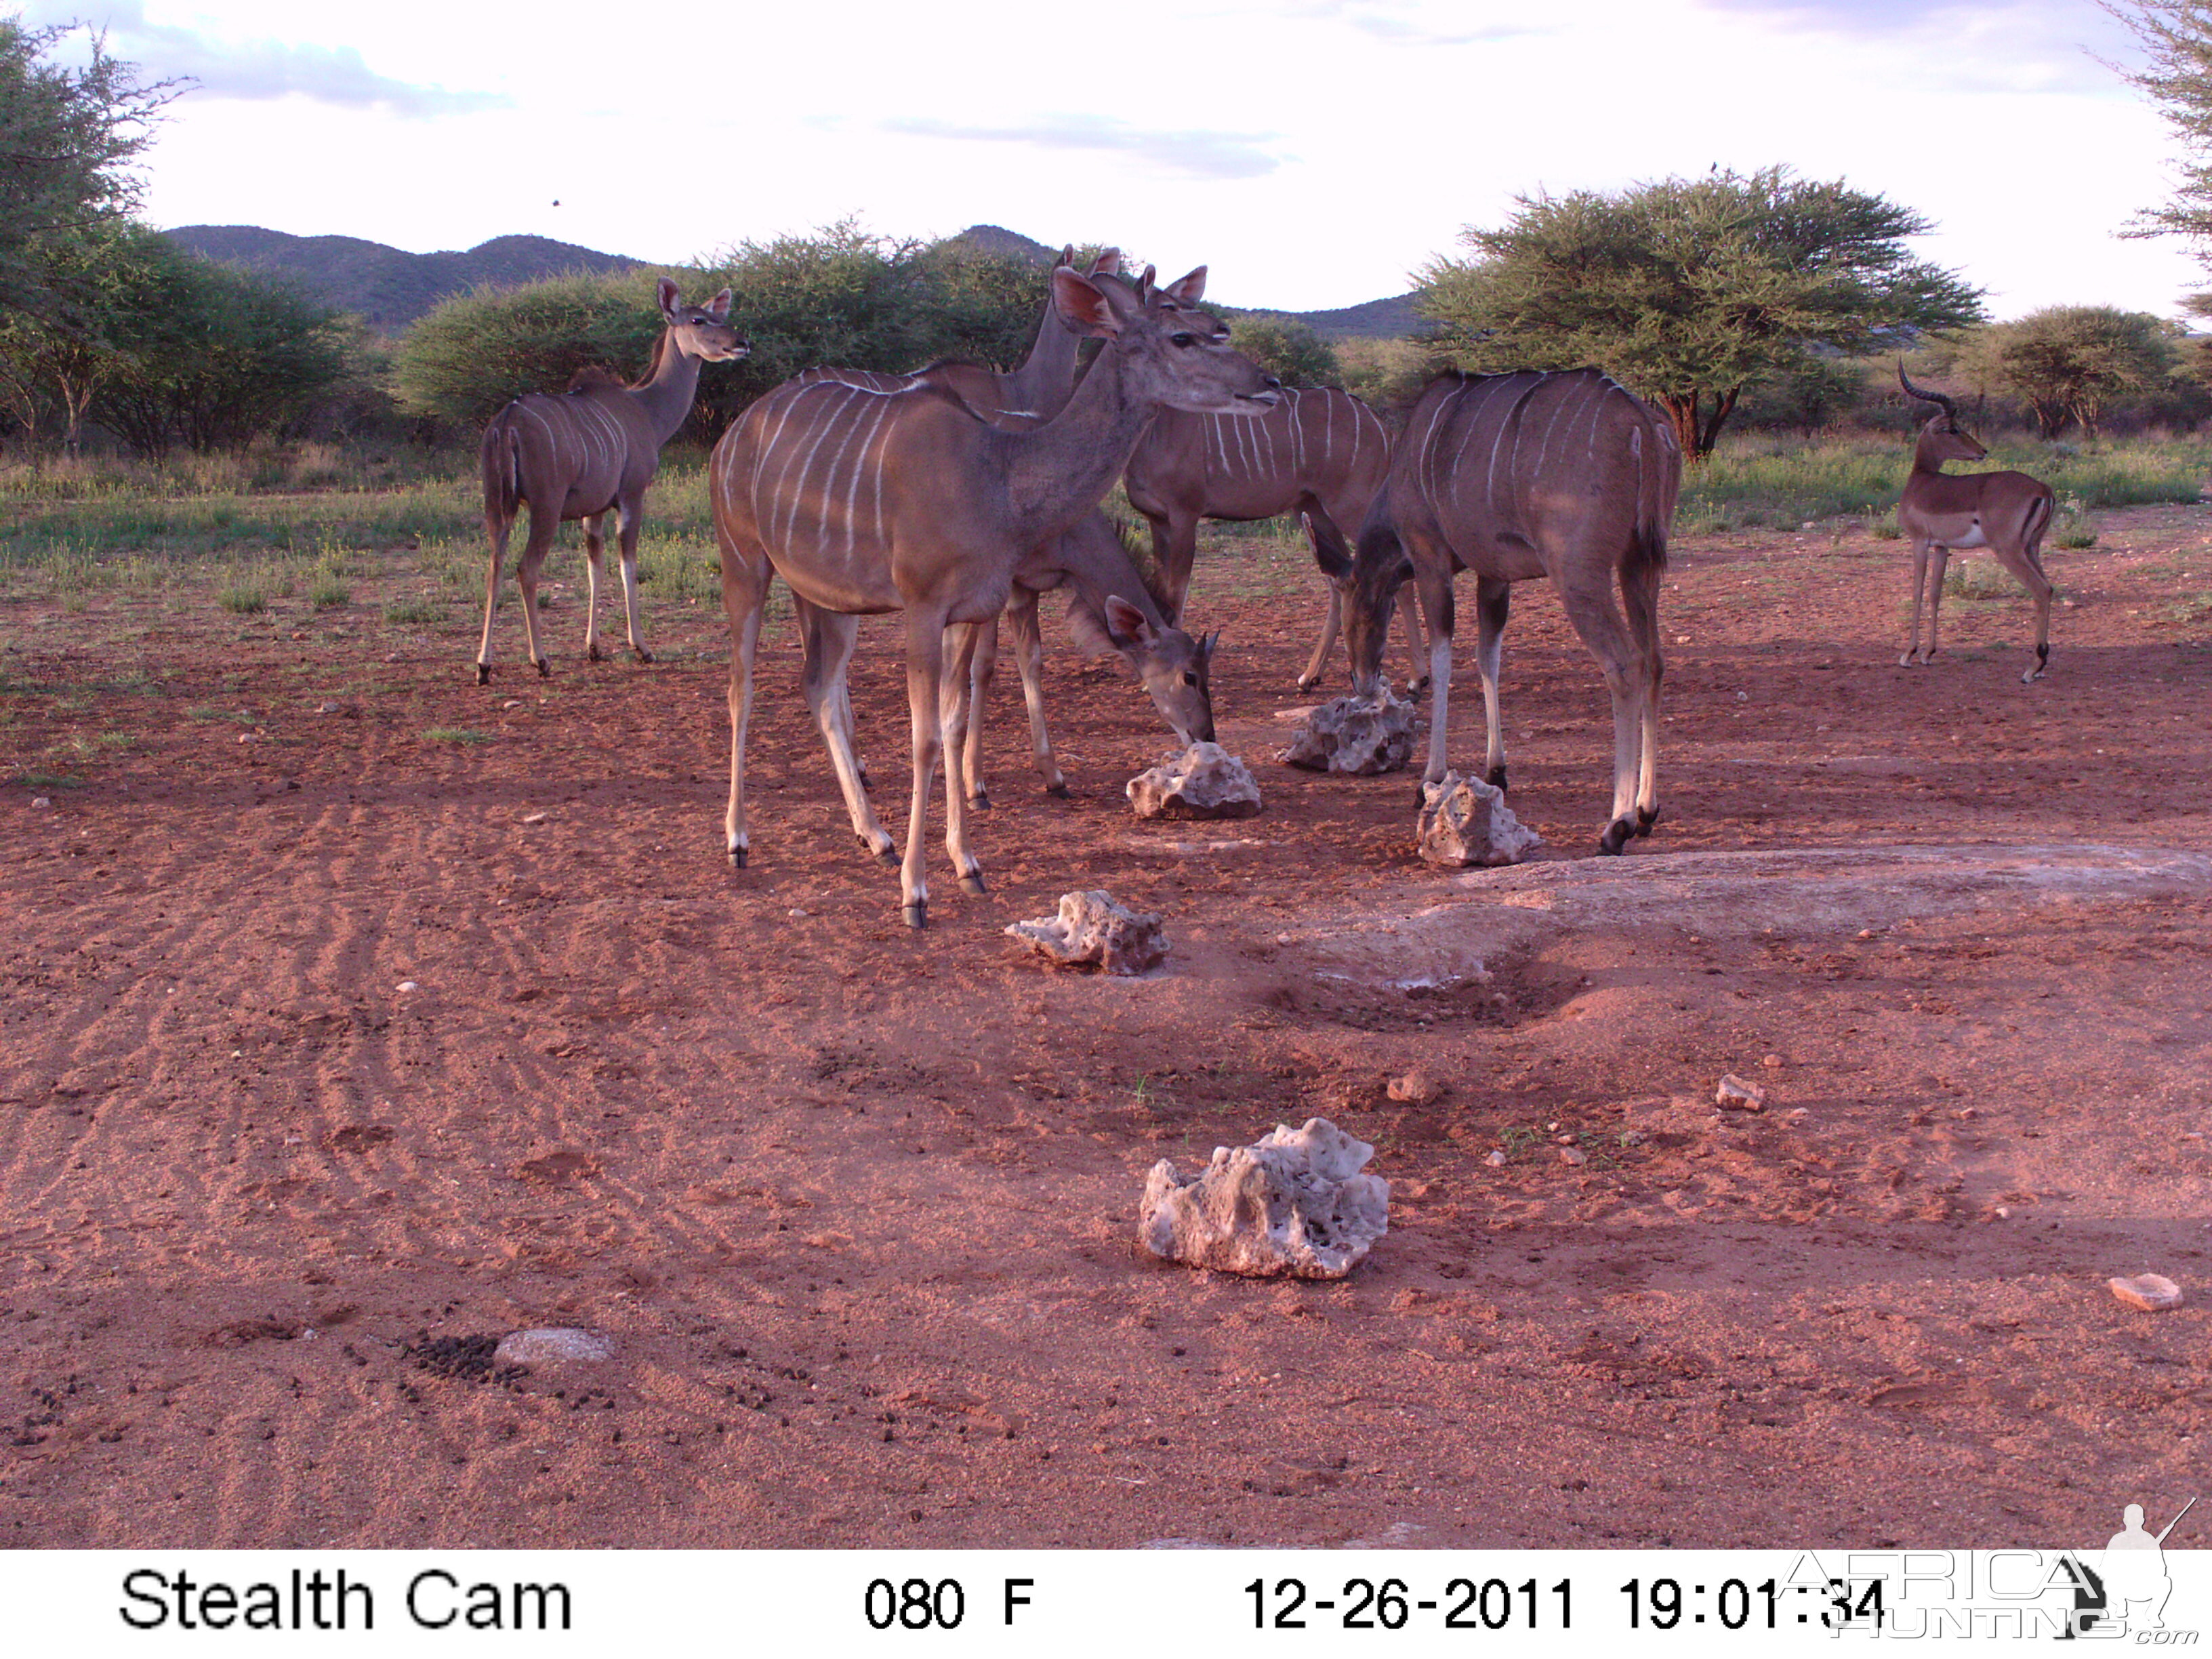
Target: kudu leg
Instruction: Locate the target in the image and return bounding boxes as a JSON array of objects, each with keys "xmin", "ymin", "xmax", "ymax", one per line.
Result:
[
  {"xmin": 796, "ymin": 598, "xmax": 895, "ymax": 861},
  {"xmin": 1409, "ymin": 550, "xmax": 1458, "ymax": 792},
  {"xmin": 1160, "ymin": 513, "xmax": 1200, "ymax": 628},
  {"xmin": 719, "ymin": 549, "xmax": 771, "ymax": 867},
  {"xmin": 616, "ymin": 503, "xmax": 655, "ymax": 664},
  {"xmin": 960, "ymin": 611, "xmax": 1002, "ymax": 810},
  {"xmin": 1554, "ymin": 571, "xmax": 1647, "ymax": 855},
  {"xmin": 1472, "ymin": 575, "xmax": 1511, "ymax": 792},
  {"xmin": 938, "ymin": 620, "xmax": 988, "ymax": 897},
  {"xmin": 897, "ymin": 612, "xmax": 954, "ymax": 928},
  {"xmin": 1298, "ymin": 583, "xmax": 1343, "ymax": 693},
  {"xmin": 1397, "ymin": 586, "xmax": 1431, "ymax": 694},
  {"xmin": 582, "ymin": 512, "xmax": 607, "ymax": 662},
  {"xmin": 1620, "ymin": 554, "xmax": 1666, "ymax": 832},
  {"xmin": 515, "ymin": 510, "xmax": 556, "ymax": 678},
  {"xmin": 475, "ymin": 512, "xmax": 512, "ymax": 685},
  {"xmin": 1004, "ymin": 593, "xmax": 1066, "ymax": 796}
]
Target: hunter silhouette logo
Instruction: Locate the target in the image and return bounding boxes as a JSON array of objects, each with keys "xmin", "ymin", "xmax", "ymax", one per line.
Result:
[{"xmin": 2095, "ymin": 1496, "xmax": 2196, "ymax": 1636}]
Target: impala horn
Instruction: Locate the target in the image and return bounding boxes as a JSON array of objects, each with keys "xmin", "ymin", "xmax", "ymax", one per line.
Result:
[{"xmin": 1898, "ymin": 361, "xmax": 1957, "ymax": 415}]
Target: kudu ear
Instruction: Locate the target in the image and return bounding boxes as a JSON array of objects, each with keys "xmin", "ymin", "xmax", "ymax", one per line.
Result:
[
  {"xmin": 1063, "ymin": 596, "xmax": 1120, "ymax": 659},
  {"xmin": 657, "ymin": 276, "xmax": 680, "ymax": 318},
  {"xmin": 705, "ymin": 288, "xmax": 733, "ymax": 321},
  {"xmin": 1301, "ymin": 509, "xmax": 1356, "ymax": 585},
  {"xmin": 1160, "ymin": 266, "xmax": 1208, "ymax": 308},
  {"xmin": 1051, "ymin": 266, "xmax": 1126, "ymax": 339},
  {"xmin": 1102, "ymin": 594, "xmax": 1155, "ymax": 649},
  {"xmin": 1057, "ymin": 244, "xmax": 1076, "ymax": 269},
  {"xmin": 1088, "ymin": 247, "xmax": 1122, "ymax": 278}
]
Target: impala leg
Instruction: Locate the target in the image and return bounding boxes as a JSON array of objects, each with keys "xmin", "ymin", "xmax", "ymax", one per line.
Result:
[
  {"xmin": 718, "ymin": 545, "xmax": 771, "ymax": 868},
  {"xmin": 617, "ymin": 499, "xmax": 654, "ymax": 663},
  {"xmin": 1621, "ymin": 552, "xmax": 1665, "ymax": 832},
  {"xmin": 898, "ymin": 612, "xmax": 951, "ymax": 927},
  {"xmin": 1925, "ymin": 546, "xmax": 1950, "ymax": 663},
  {"xmin": 939, "ymin": 619, "xmax": 987, "ymax": 896},
  {"xmin": 797, "ymin": 597, "xmax": 895, "ymax": 861},
  {"xmin": 1554, "ymin": 567, "xmax": 1645, "ymax": 854},
  {"xmin": 475, "ymin": 510, "xmax": 512, "ymax": 685},
  {"xmin": 516, "ymin": 507, "xmax": 556, "ymax": 678},
  {"xmin": 1298, "ymin": 583, "xmax": 1341, "ymax": 692},
  {"xmin": 1006, "ymin": 591, "xmax": 1067, "ymax": 798},
  {"xmin": 1999, "ymin": 535, "xmax": 2056, "ymax": 682},
  {"xmin": 1397, "ymin": 585, "xmax": 1431, "ymax": 694},
  {"xmin": 581, "ymin": 512, "xmax": 607, "ymax": 663},
  {"xmin": 1901, "ymin": 541, "xmax": 1930, "ymax": 666},
  {"xmin": 1473, "ymin": 575, "xmax": 1511, "ymax": 792},
  {"xmin": 961, "ymin": 611, "xmax": 1000, "ymax": 810}
]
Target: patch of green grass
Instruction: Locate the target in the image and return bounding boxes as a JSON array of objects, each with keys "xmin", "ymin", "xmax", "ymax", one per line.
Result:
[
  {"xmin": 423, "ymin": 727, "xmax": 491, "ymax": 745},
  {"xmin": 217, "ymin": 577, "xmax": 270, "ymax": 613},
  {"xmin": 307, "ymin": 569, "xmax": 351, "ymax": 608},
  {"xmin": 384, "ymin": 595, "xmax": 445, "ymax": 626},
  {"xmin": 16, "ymin": 769, "xmax": 83, "ymax": 788},
  {"xmin": 1942, "ymin": 559, "xmax": 2022, "ymax": 600}
]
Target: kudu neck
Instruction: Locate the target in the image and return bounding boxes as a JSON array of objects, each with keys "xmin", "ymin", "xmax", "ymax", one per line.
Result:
[
  {"xmin": 1002, "ymin": 296, "xmax": 1081, "ymax": 420},
  {"xmin": 629, "ymin": 331, "xmax": 707, "ymax": 444},
  {"xmin": 1002, "ymin": 344, "xmax": 1161, "ymax": 550},
  {"xmin": 1055, "ymin": 523, "xmax": 1168, "ymax": 631}
]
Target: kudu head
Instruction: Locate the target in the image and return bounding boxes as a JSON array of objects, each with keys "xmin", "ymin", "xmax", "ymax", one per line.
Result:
[
  {"xmin": 1309, "ymin": 505, "xmax": 1415, "ymax": 701},
  {"xmin": 1067, "ymin": 591, "xmax": 1217, "ymax": 746},
  {"xmin": 1898, "ymin": 363, "xmax": 1985, "ymax": 464},
  {"xmin": 659, "ymin": 278, "xmax": 750, "ymax": 365},
  {"xmin": 1049, "ymin": 263, "xmax": 1278, "ymax": 417}
]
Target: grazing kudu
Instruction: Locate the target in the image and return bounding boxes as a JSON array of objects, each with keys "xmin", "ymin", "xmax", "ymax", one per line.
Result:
[
  {"xmin": 709, "ymin": 264, "xmax": 1277, "ymax": 926},
  {"xmin": 1122, "ymin": 312, "xmax": 1425, "ymax": 689},
  {"xmin": 474, "ymin": 279, "xmax": 747, "ymax": 684},
  {"xmin": 1331, "ymin": 369, "xmax": 1681, "ymax": 855},
  {"xmin": 1896, "ymin": 366, "xmax": 2058, "ymax": 682}
]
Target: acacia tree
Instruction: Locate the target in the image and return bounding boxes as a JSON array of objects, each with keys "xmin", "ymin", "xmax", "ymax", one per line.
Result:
[
  {"xmin": 2109, "ymin": 1, "xmax": 2212, "ymax": 250},
  {"xmin": 1223, "ymin": 314, "xmax": 1341, "ymax": 388},
  {"xmin": 1954, "ymin": 306, "xmax": 2179, "ymax": 437},
  {"xmin": 1419, "ymin": 166, "xmax": 1984, "ymax": 458}
]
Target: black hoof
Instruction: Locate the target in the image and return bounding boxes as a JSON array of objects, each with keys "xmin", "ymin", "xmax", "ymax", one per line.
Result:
[
  {"xmin": 1046, "ymin": 783, "xmax": 1071, "ymax": 800},
  {"xmin": 903, "ymin": 900, "xmax": 928, "ymax": 930},
  {"xmin": 874, "ymin": 841, "xmax": 898, "ymax": 863},
  {"xmin": 1409, "ymin": 676, "xmax": 1431, "ymax": 695},
  {"xmin": 535, "ymin": 658, "xmax": 551, "ymax": 678},
  {"xmin": 959, "ymin": 871, "xmax": 987, "ymax": 896},
  {"xmin": 474, "ymin": 664, "xmax": 490, "ymax": 687},
  {"xmin": 635, "ymin": 647, "xmax": 655, "ymax": 664},
  {"xmin": 1598, "ymin": 818, "xmax": 1634, "ymax": 856},
  {"xmin": 587, "ymin": 643, "xmax": 604, "ymax": 663},
  {"xmin": 968, "ymin": 792, "xmax": 991, "ymax": 811},
  {"xmin": 1635, "ymin": 804, "xmax": 1660, "ymax": 836},
  {"xmin": 728, "ymin": 844, "xmax": 747, "ymax": 869},
  {"xmin": 1295, "ymin": 676, "xmax": 1318, "ymax": 693},
  {"xmin": 1485, "ymin": 764, "xmax": 1508, "ymax": 792}
]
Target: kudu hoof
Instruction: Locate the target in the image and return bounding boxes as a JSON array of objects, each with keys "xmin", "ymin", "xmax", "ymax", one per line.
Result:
[
  {"xmin": 968, "ymin": 792, "xmax": 991, "ymax": 811},
  {"xmin": 1598, "ymin": 818, "xmax": 1635, "ymax": 856},
  {"xmin": 634, "ymin": 647, "xmax": 655, "ymax": 665},
  {"xmin": 869, "ymin": 839, "xmax": 898, "ymax": 863},
  {"xmin": 1046, "ymin": 783, "xmax": 1071, "ymax": 800},
  {"xmin": 727, "ymin": 844, "xmax": 747, "ymax": 869},
  {"xmin": 535, "ymin": 657, "xmax": 552, "ymax": 679},
  {"xmin": 1635, "ymin": 804, "xmax": 1661, "ymax": 836},
  {"xmin": 1486, "ymin": 764, "xmax": 1509, "ymax": 792},
  {"xmin": 903, "ymin": 900, "xmax": 928, "ymax": 930},
  {"xmin": 959, "ymin": 871, "xmax": 987, "ymax": 897},
  {"xmin": 474, "ymin": 663, "xmax": 491, "ymax": 687},
  {"xmin": 1294, "ymin": 674, "xmax": 1319, "ymax": 693},
  {"xmin": 588, "ymin": 643, "xmax": 605, "ymax": 663}
]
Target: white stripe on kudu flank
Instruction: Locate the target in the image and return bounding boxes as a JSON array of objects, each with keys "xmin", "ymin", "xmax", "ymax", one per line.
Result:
[{"xmin": 841, "ymin": 398, "xmax": 891, "ymax": 555}]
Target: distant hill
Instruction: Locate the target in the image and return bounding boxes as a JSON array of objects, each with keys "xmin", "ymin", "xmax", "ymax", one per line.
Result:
[
  {"xmin": 163, "ymin": 226, "xmax": 639, "ymax": 330},
  {"xmin": 162, "ymin": 222, "xmax": 1426, "ymax": 340}
]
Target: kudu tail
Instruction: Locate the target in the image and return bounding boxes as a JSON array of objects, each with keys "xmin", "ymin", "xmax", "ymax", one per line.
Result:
[
  {"xmin": 480, "ymin": 411, "xmax": 523, "ymax": 525},
  {"xmin": 1628, "ymin": 416, "xmax": 1679, "ymax": 574}
]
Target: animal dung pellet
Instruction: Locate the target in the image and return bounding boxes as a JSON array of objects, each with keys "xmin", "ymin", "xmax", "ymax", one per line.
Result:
[
  {"xmin": 1277, "ymin": 692, "xmax": 1414, "ymax": 775},
  {"xmin": 493, "ymin": 1327, "xmax": 616, "ymax": 1366},
  {"xmin": 1386, "ymin": 1070, "xmax": 1444, "ymax": 1106},
  {"xmin": 1126, "ymin": 741, "xmax": 1261, "ymax": 819},
  {"xmin": 1715, "ymin": 1074, "xmax": 1767, "ymax": 1112},
  {"xmin": 1138, "ymin": 1117, "xmax": 1389, "ymax": 1279},
  {"xmin": 1005, "ymin": 890, "xmax": 1168, "ymax": 975},
  {"xmin": 1415, "ymin": 772, "xmax": 1544, "ymax": 867},
  {"xmin": 2108, "ymin": 1274, "xmax": 2184, "ymax": 1313}
]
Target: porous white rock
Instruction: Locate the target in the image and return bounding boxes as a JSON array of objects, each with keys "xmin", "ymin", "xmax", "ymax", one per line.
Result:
[
  {"xmin": 2108, "ymin": 1273, "xmax": 2184, "ymax": 1312},
  {"xmin": 1006, "ymin": 890, "xmax": 1168, "ymax": 975},
  {"xmin": 494, "ymin": 1327, "xmax": 615, "ymax": 1366},
  {"xmin": 1278, "ymin": 693, "xmax": 1414, "ymax": 775},
  {"xmin": 1126, "ymin": 742, "xmax": 1262, "ymax": 820},
  {"xmin": 1138, "ymin": 1117, "xmax": 1389, "ymax": 1279},
  {"xmin": 1416, "ymin": 772, "xmax": 1543, "ymax": 867}
]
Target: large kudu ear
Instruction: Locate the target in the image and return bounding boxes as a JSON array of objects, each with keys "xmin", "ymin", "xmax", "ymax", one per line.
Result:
[
  {"xmin": 657, "ymin": 276, "xmax": 681, "ymax": 319},
  {"xmin": 1102, "ymin": 594, "xmax": 1155, "ymax": 649},
  {"xmin": 1088, "ymin": 247, "xmax": 1122, "ymax": 277},
  {"xmin": 1063, "ymin": 596, "xmax": 1123, "ymax": 659},
  {"xmin": 705, "ymin": 288, "xmax": 733, "ymax": 321},
  {"xmin": 1052, "ymin": 266, "xmax": 1131, "ymax": 339},
  {"xmin": 1057, "ymin": 244, "xmax": 1076, "ymax": 269},
  {"xmin": 1159, "ymin": 266, "xmax": 1208, "ymax": 308},
  {"xmin": 1302, "ymin": 510, "xmax": 1355, "ymax": 586}
]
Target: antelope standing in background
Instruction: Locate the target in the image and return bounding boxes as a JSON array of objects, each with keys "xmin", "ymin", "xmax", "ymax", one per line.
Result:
[
  {"xmin": 1122, "ymin": 329, "xmax": 1426, "ymax": 689},
  {"xmin": 1896, "ymin": 366, "xmax": 2058, "ymax": 682},
  {"xmin": 1331, "ymin": 369, "xmax": 1681, "ymax": 855},
  {"xmin": 710, "ymin": 263, "xmax": 1276, "ymax": 926},
  {"xmin": 474, "ymin": 279, "xmax": 747, "ymax": 684}
]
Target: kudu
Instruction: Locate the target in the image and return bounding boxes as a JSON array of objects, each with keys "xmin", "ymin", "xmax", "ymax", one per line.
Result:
[
  {"xmin": 1124, "ymin": 380, "xmax": 1428, "ymax": 689},
  {"xmin": 709, "ymin": 264, "xmax": 1277, "ymax": 926},
  {"xmin": 1330, "ymin": 369, "xmax": 1681, "ymax": 855},
  {"xmin": 474, "ymin": 279, "xmax": 747, "ymax": 684},
  {"xmin": 1896, "ymin": 366, "xmax": 2058, "ymax": 682}
]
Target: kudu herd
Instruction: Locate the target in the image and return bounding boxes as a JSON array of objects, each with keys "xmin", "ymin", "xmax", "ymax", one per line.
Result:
[{"xmin": 459, "ymin": 253, "xmax": 2083, "ymax": 923}]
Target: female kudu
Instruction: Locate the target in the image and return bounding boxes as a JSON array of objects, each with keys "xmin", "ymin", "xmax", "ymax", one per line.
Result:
[
  {"xmin": 1333, "ymin": 369, "xmax": 1681, "ymax": 855},
  {"xmin": 709, "ymin": 264, "xmax": 1276, "ymax": 926},
  {"xmin": 475, "ymin": 279, "xmax": 746, "ymax": 683}
]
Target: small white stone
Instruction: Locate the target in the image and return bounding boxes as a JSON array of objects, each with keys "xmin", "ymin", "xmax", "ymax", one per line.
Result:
[
  {"xmin": 1386, "ymin": 1071, "xmax": 1443, "ymax": 1106},
  {"xmin": 1483, "ymin": 1149, "xmax": 1507, "ymax": 1168},
  {"xmin": 396, "ymin": 980, "xmax": 419, "ymax": 994},
  {"xmin": 30, "ymin": 796, "xmax": 52, "ymax": 810},
  {"xmin": 1715, "ymin": 1074, "xmax": 1767, "ymax": 1112},
  {"xmin": 2108, "ymin": 1274, "xmax": 2184, "ymax": 1313},
  {"xmin": 521, "ymin": 812, "xmax": 548, "ymax": 825},
  {"xmin": 494, "ymin": 1327, "xmax": 615, "ymax": 1366},
  {"xmin": 1560, "ymin": 1147, "xmax": 1587, "ymax": 1167}
]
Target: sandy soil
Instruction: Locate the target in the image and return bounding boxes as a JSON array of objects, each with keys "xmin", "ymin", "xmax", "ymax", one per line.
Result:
[{"xmin": 1, "ymin": 506, "xmax": 2208, "ymax": 1549}]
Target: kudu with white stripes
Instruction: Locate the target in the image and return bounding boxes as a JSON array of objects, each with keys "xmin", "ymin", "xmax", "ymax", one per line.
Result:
[
  {"xmin": 1896, "ymin": 366, "xmax": 2057, "ymax": 682},
  {"xmin": 710, "ymin": 264, "xmax": 1277, "ymax": 926},
  {"xmin": 1330, "ymin": 369, "xmax": 1681, "ymax": 855},
  {"xmin": 1124, "ymin": 382, "xmax": 1427, "ymax": 689},
  {"xmin": 474, "ymin": 279, "xmax": 747, "ymax": 684}
]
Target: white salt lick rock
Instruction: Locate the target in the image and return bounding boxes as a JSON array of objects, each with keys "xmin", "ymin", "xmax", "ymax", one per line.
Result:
[
  {"xmin": 1006, "ymin": 890, "xmax": 1168, "ymax": 975},
  {"xmin": 1416, "ymin": 772, "xmax": 1542, "ymax": 867},
  {"xmin": 1126, "ymin": 742, "xmax": 1261, "ymax": 820},
  {"xmin": 1139, "ymin": 1117, "xmax": 1390, "ymax": 1279},
  {"xmin": 494, "ymin": 1327, "xmax": 615, "ymax": 1366},
  {"xmin": 1278, "ymin": 693, "xmax": 1414, "ymax": 776}
]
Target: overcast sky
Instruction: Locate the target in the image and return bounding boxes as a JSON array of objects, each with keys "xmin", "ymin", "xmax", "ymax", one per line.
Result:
[{"xmin": 27, "ymin": 0, "xmax": 2209, "ymax": 319}]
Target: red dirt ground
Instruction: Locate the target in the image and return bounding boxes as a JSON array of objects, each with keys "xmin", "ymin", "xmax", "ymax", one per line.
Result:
[{"xmin": 2, "ymin": 507, "xmax": 2208, "ymax": 1549}]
